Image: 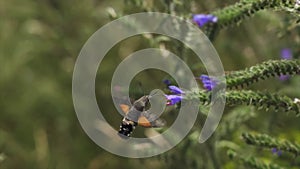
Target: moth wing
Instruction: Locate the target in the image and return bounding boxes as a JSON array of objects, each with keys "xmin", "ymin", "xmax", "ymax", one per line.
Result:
[
  {"xmin": 137, "ymin": 116, "xmax": 152, "ymax": 127},
  {"xmin": 119, "ymin": 104, "xmax": 130, "ymax": 114},
  {"xmin": 112, "ymin": 96, "xmax": 132, "ymax": 114},
  {"xmin": 138, "ymin": 111, "xmax": 166, "ymax": 128}
]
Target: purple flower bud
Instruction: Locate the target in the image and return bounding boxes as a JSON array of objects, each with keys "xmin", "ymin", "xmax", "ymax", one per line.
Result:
[
  {"xmin": 199, "ymin": 75, "xmax": 218, "ymax": 91},
  {"xmin": 279, "ymin": 75, "xmax": 290, "ymax": 81},
  {"xmin": 271, "ymin": 148, "xmax": 282, "ymax": 156},
  {"xmin": 168, "ymin": 85, "xmax": 184, "ymax": 94},
  {"xmin": 279, "ymin": 48, "xmax": 293, "ymax": 81},
  {"xmin": 192, "ymin": 14, "xmax": 218, "ymax": 27},
  {"xmin": 200, "ymin": 75, "xmax": 210, "ymax": 80},
  {"xmin": 281, "ymin": 48, "xmax": 293, "ymax": 60},
  {"xmin": 277, "ymin": 150, "xmax": 282, "ymax": 156},
  {"xmin": 163, "ymin": 79, "xmax": 171, "ymax": 86},
  {"xmin": 165, "ymin": 95, "xmax": 183, "ymax": 105}
]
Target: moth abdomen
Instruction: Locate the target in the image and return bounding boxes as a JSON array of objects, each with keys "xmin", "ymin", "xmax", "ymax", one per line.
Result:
[{"xmin": 118, "ymin": 118, "xmax": 137, "ymax": 138}]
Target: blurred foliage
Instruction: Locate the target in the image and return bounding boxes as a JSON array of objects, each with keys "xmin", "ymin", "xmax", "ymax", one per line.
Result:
[{"xmin": 1, "ymin": 0, "xmax": 300, "ymax": 169}]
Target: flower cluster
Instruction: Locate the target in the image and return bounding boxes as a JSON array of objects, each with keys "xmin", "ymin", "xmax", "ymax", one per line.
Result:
[{"xmin": 165, "ymin": 85, "xmax": 184, "ymax": 105}]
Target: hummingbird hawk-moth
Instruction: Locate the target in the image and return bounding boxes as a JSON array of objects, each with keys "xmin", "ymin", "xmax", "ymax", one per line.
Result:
[{"xmin": 118, "ymin": 95, "xmax": 166, "ymax": 138}]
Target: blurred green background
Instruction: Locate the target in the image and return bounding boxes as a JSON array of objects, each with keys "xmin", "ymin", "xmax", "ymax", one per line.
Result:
[{"xmin": 1, "ymin": 0, "xmax": 300, "ymax": 169}]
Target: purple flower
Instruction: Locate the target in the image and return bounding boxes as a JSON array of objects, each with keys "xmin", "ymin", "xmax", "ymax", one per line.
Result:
[
  {"xmin": 279, "ymin": 75, "xmax": 290, "ymax": 81},
  {"xmin": 165, "ymin": 95, "xmax": 183, "ymax": 105},
  {"xmin": 199, "ymin": 75, "xmax": 218, "ymax": 91},
  {"xmin": 192, "ymin": 14, "xmax": 218, "ymax": 27},
  {"xmin": 163, "ymin": 79, "xmax": 171, "ymax": 86},
  {"xmin": 168, "ymin": 85, "xmax": 185, "ymax": 94},
  {"xmin": 271, "ymin": 148, "xmax": 282, "ymax": 156},
  {"xmin": 279, "ymin": 48, "xmax": 293, "ymax": 81},
  {"xmin": 281, "ymin": 48, "xmax": 293, "ymax": 60}
]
